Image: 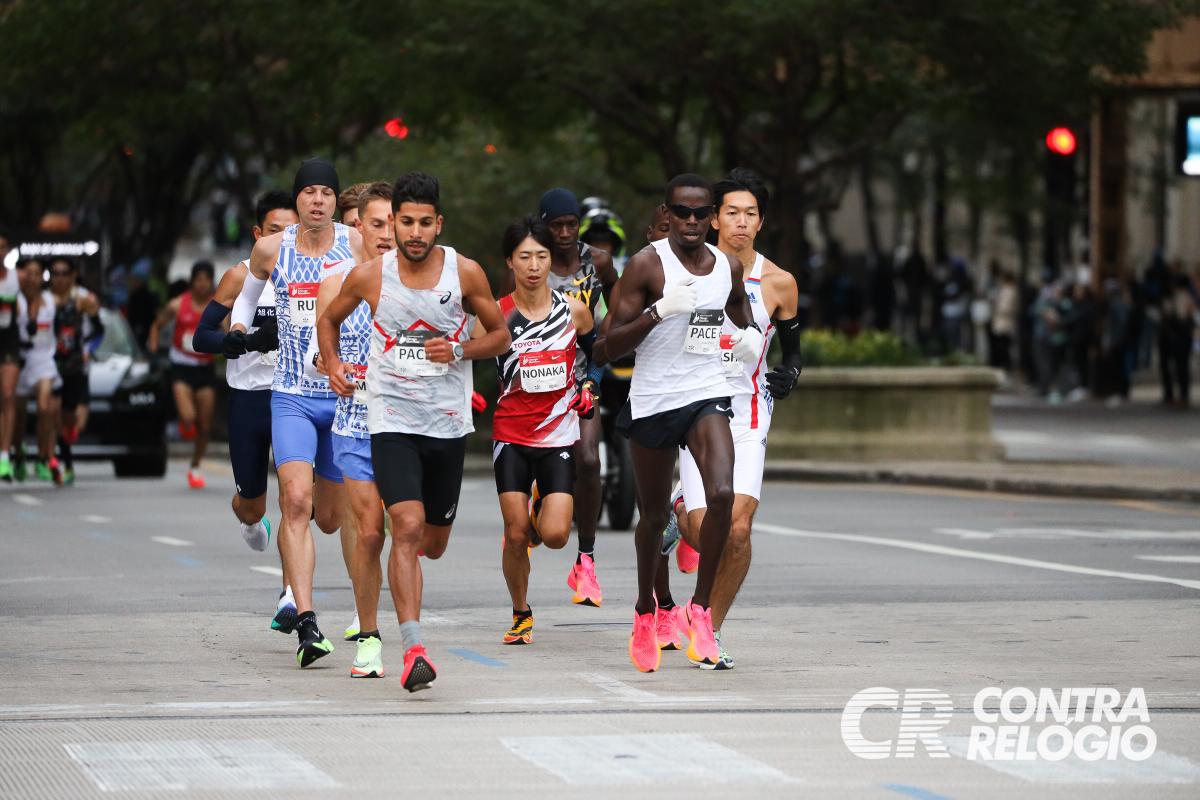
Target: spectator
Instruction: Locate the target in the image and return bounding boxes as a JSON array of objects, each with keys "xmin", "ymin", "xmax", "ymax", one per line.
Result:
[
  {"xmin": 1159, "ymin": 274, "xmax": 1196, "ymax": 408},
  {"xmin": 1098, "ymin": 279, "xmax": 1132, "ymax": 406},
  {"xmin": 989, "ymin": 269, "xmax": 1018, "ymax": 371}
]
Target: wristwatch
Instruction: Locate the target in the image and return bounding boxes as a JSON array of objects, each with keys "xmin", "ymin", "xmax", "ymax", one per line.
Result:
[{"xmin": 452, "ymin": 342, "xmax": 465, "ymax": 362}]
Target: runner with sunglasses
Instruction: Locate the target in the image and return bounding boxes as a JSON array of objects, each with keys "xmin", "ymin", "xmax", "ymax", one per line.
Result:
[
  {"xmin": 48, "ymin": 258, "xmax": 102, "ymax": 485},
  {"xmin": 603, "ymin": 173, "xmax": 763, "ymax": 673}
]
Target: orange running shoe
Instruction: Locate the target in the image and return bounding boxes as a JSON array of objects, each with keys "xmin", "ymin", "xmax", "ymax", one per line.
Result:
[
  {"xmin": 400, "ymin": 644, "xmax": 437, "ymax": 692},
  {"xmin": 676, "ymin": 538, "xmax": 699, "ymax": 574},
  {"xmin": 567, "ymin": 554, "xmax": 603, "ymax": 607},
  {"xmin": 655, "ymin": 604, "xmax": 688, "ymax": 651},
  {"xmin": 685, "ymin": 602, "xmax": 720, "ymax": 668},
  {"xmin": 629, "ymin": 610, "xmax": 661, "ymax": 672},
  {"xmin": 186, "ymin": 468, "xmax": 206, "ymax": 489}
]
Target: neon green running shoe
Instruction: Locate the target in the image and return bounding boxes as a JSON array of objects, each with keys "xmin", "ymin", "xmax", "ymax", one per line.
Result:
[
  {"xmin": 297, "ymin": 629, "xmax": 333, "ymax": 668},
  {"xmin": 350, "ymin": 635, "xmax": 384, "ymax": 678},
  {"xmin": 35, "ymin": 461, "xmax": 52, "ymax": 481},
  {"xmin": 0, "ymin": 459, "xmax": 12, "ymax": 483}
]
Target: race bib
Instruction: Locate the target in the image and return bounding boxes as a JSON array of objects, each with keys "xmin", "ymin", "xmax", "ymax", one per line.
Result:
[
  {"xmin": 350, "ymin": 362, "xmax": 367, "ymax": 402},
  {"xmin": 288, "ymin": 282, "xmax": 319, "ymax": 328},
  {"xmin": 684, "ymin": 309, "xmax": 724, "ymax": 355},
  {"xmin": 182, "ymin": 331, "xmax": 196, "ymax": 354},
  {"xmin": 519, "ymin": 349, "xmax": 570, "ymax": 393},
  {"xmin": 719, "ymin": 333, "xmax": 742, "ymax": 377},
  {"xmin": 394, "ymin": 329, "xmax": 448, "ymax": 377}
]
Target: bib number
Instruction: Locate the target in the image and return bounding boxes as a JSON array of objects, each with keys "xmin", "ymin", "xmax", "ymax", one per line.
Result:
[
  {"xmin": 684, "ymin": 309, "xmax": 724, "ymax": 355},
  {"xmin": 288, "ymin": 282, "xmax": 319, "ymax": 328},
  {"xmin": 519, "ymin": 350, "xmax": 570, "ymax": 393},
  {"xmin": 182, "ymin": 331, "xmax": 196, "ymax": 354},
  {"xmin": 719, "ymin": 333, "xmax": 742, "ymax": 377},
  {"xmin": 349, "ymin": 363, "xmax": 369, "ymax": 404},
  {"xmin": 394, "ymin": 329, "xmax": 448, "ymax": 377}
]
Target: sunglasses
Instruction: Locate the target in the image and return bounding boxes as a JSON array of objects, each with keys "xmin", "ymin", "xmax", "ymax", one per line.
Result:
[
  {"xmin": 667, "ymin": 203, "xmax": 715, "ymax": 221},
  {"xmin": 50, "ymin": 270, "xmax": 72, "ymax": 277}
]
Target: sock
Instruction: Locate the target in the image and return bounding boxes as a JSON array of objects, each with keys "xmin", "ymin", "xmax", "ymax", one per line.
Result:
[
  {"xmin": 296, "ymin": 611, "xmax": 317, "ymax": 637},
  {"xmin": 399, "ymin": 620, "xmax": 422, "ymax": 651},
  {"xmin": 657, "ymin": 596, "xmax": 675, "ymax": 611},
  {"xmin": 513, "ymin": 607, "xmax": 532, "ymax": 620},
  {"xmin": 58, "ymin": 436, "xmax": 72, "ymax": 469},
  {"xmin": 278, "ymin": 586, "xmax": 295, "ymax": 608},
  {"xmin": 576, "ymin": 548, "xmax": 593, "ymax": 565},
  {"xmin": 358, "ymin": 630, "xmax": 380, "ymax": 641}
]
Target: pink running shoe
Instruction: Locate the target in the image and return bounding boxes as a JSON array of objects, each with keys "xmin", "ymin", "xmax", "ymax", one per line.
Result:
[
  {"xmin": 655, "ymin": 604, "xmax": 688, "ymax": 651},
  {"xmin": 629, "ymin": 610, "xmax": 661, "ymax": 672},
  {"xmin": 567, "ymin": 554, "xmax": 603, "ymax": 607},
  {"xmin": 676, "ymin": 539, "xmax": 699, "ymax": 574},
  {"xmin": 685, "ymin": 602, "xmax": 719, "ymax": 668}
]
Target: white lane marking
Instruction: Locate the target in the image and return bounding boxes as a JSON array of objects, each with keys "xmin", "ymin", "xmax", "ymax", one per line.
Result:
[
  {"xmin": 151, "ymin": 536, "xmax": 193, "ymax": 547},
  {"xmin": 12, "ymin": 494, "xmax": 42, "ymax": 506},
  {"xmin": 934, "ymin": 528, "xmax": 995, "ymax": 539},
  {"xmin": 65, "ymin": 740, "xmax": 337, "ymax": 791},
  {"xmin": 250, "ymin": 565, "xmax": 284, "ymax": 577},
  {"xmin": 80, "ymin": 514, "xmax": 111, "ymax": 523},
  {"xmin": 1136, "ymin": 555, "xmax": 1200, "ymax": 564},
  {"xmin": 502, "ymin": 734, "xmax": 797, "ymax": 786},
  {"xmin": 995, "ymin": 431, "xmax": 1055, "ymax": 446},
  {"xmin": 756, "ymin": 523, "xmax": 1200, "ymax": 592},
  {"xmin": 944, "ymin": 736, "xmax": 1200, "ymax": 784},
  {"xmin": 0, "ymin": 700, "xmax": 328, "ymax": 718},
  {"xmin": 576, "ymin": 672, "xmax": 743, "ymax": 704},
  {"xmin": 0, "ymin": 573, "xmax": 125, "ymax": 585},
  {"xmin": 470, "ymin": 698, "xmax": 598, "ymax": 706}
]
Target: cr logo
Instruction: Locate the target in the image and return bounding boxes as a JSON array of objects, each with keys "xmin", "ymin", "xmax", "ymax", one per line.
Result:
[{"xmin": 841, "ymin": 687, "xmax": 954, "ymax": 759}]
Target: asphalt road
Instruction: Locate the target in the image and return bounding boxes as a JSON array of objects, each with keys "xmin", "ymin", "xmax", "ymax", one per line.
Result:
[{"xmin": 1, "ymin": 461, "xmax": 1198, "ymax": 799}]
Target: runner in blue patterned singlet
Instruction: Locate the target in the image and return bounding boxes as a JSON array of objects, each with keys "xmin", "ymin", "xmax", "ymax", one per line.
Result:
[
  {"xmin": 318, "ymin": 172, "xmax": 511, "ymax": 693},
  {"xmin": 230, "ymin": 158, "xmax": 365, "ymax": 670},
  {"xmin": 315, "ymin": 181, "xmax": 394, "ymax": 678}
]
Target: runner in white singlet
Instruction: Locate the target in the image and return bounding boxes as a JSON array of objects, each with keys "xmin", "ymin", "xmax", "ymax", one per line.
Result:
[
  {"xmin": 603, "ymin": 174, "xmax": 762, "ymax": 674},
  {"xmin": 318, "ymin": 172, "xmax": 511, "ymax": 693}
]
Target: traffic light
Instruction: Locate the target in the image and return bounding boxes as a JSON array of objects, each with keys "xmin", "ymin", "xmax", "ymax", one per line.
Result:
[
  {"xmin": 384, "ymin": 118, "xmax": 409, "ymax": 140},
  {"xmin": 1045, "ymin": 127, "xmax": 1077, "ymax": 157}
]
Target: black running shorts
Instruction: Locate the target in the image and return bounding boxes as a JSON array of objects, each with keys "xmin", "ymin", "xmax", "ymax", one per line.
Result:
[
  {"xmin": 492, "ymin": 441, "xmax": 576, "ymax": 496},
  {"xmin": 229, "ymin": 388, "xmax": 273, "ymax": 499},
  {"xmin": 616, "ymin": 396, "xmax": 733, "ymax": 451},
  {"xmin": 371, "ymin": 432, "xmax": 467, "ymax": 524},
  {"xmin": 54, "ymin": 371, "xmax": 90, "ymax": 408},
  {"xmin": 171, "ymin": 363, "xmax": 215, "ymax": 390}
]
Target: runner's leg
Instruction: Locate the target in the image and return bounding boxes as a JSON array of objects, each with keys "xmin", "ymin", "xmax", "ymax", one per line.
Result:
[
  {"xmin": 709, "ymin": 495, "xmax": 758, "ymax": 630},
  {"xmin": 173, "ymin": 380, "xmax": 196, "ymax": 440},
  {"xmin": 573, "ymin": 413, "xmax": 602, "ymax": 555},
  {"xmin": 345, "ymin": 476, "xmax": 385, "ymax": 634},
  {"xmin": 681, "ymin": 413, "xmax": 735, "ymax": 609},
  {"xmin": 277, "ymin": 461, "xmax": 318, "ymax": 614},
  {"xmin": 35, "ymin": 378, "xmax": 55, "ymax": 460},
  {"xmin": 628, "ymin": 442, "xmax": 677, "ymax": 614},
  {"xmin": 192, "ymin": 385, "xmax": 215, "ymax": 470},
  {"xmin": 0, "ymin": 363, "xmax": 17, "ymax": 455}
]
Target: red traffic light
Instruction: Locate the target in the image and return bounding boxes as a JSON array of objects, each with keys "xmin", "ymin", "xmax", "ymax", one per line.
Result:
[
  {"xmin": 1045, "ymin": 127, "xmax": 1077, "ymax": 156},
  {"xmin": 384, "ymin": 118, "xmax": 409, "ymax": 140}
]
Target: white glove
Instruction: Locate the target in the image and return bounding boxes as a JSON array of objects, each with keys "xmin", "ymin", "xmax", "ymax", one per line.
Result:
[
  {"xmin": 730, "ymin": 325, "xmax": 765, "ymax": 363},
  {"xmin": 303, "ymin": 336, "xmax": 326, "ymax": 379},
  {"xmin": 653, "ymin": 278, "xmax": 697, "ymax": 319}
]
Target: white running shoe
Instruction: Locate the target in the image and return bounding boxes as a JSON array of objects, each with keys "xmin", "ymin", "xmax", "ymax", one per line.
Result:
[{"xmin": 241, "ymin": 517, "xmax": 270, "ymax": 552}]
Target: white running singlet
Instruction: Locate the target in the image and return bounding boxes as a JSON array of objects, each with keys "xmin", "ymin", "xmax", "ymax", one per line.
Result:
[
  {"xmin": 366, "ymin": 246, "xmax": 473, "ymax": 438},
  {"xmin": 226, "ymin": 260, "xmax": 278, "ymax": 392},
  {"xmin": 628, "ymin": 239, "xmax": 731, "ymax": 419},
  {"xmin": 272, "ymin": 222, "xmax": 354, "ymax": 397}
]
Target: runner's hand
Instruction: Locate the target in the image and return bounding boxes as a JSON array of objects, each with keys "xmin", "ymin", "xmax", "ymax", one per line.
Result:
[
  {"xmin": 327, "ymin": 359, "xmax": 354, "ymax": 398},
  {"xmin": 730, "ymin": 326, "xmax": 764, "ymax": 363},
  {"xmin": 244, "ymin": 317, "xmax": 278, "ymax": 353},
  {"xmin": 221, "ymin": 330, "xmax": 249, "ymax": 359},
  {"xmin": 765, "ymin": 365, "xmax": 800, "ymax": 399},
  {"xmin": 303, "ymin": 338, "xmax": 326, "ymax": 378},
  {"xmin": 471, "ymin": 390, "xmax": 488, "ymax": 413},
  {"xmin": 653, "ymin": 277, "xmax": 696, "ymax": 319},
  {"xmin": 424, "ymin": 337, "xmax": 454, "ymax": 363},
  {"xmin": 568, "ymin": 379, "xmax": 597, "ymax": 419}
]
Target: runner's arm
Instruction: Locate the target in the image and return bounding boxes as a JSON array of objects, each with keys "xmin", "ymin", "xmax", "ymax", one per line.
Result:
[
  {"xmin": 146, "ymin": 297, "xmax": 179, "ymax": 353},
  {"xmin": 317, "ymin": 264, "xmax": 372, "ymax": 398},
  {"xmin": 765, "ymin": 268, "xmax": 803, "ymax": 396},
  {"xmin": 591, "ymin": 280, "xmax": 622, "ymax": 366},
  {"xmin": 231, "ymin": 236, "xmax": 277, "ymax": 332},
  {"xmin": 601, "ymin": 250, "xmax": 659, "ymax": 362},
  {"xmin": 591, "ymin": 248, "xmax": 619, "ymax": 305},
  {"xmin": 193, "ymin": 263, "xmax": 242, "ymax": 355},
  {"xmin": 442, "ymin": 258, "xmax": 510, "ymax": 362},
  {"xmin": 724, "ymin": 254, "xmax": 753, "ymax": 329}
]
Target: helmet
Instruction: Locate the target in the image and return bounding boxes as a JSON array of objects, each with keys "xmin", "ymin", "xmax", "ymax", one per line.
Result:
[
  {"xmin": 579, "ymin": 207, "xmax": 627, "ymax": 258},
  {"xmin": 579, "ymin": 196, "xmax": 609, "ymax": 218}
]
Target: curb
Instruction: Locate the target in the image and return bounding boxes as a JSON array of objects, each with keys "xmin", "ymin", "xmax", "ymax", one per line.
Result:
[{"xmin": 764, "ymin": 464, "xmax": 1200, "ymax": 505}]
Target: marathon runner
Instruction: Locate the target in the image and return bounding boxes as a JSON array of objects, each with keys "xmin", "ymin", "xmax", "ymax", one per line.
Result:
[
  {"xmin": 602, "ymin": 173, "xmax": 763, "ymax": 672},
  {"xmin": 668, "ymin": 169, "xmax": 801, "ymax": 669},
  {"xmin": 536, "ymin": 188, "xmax": 617, "ymax": 607},
  {"xmin": 192, "ymin": 189, "xmax": 297, "ymax": 560},
  {"xmin": 148, "ymin": 261, "xmax": 217, "ymax": 489},
  {"xmin": 230, "ymin": 158, "xmax": 364, "ymax": 669},
  {"xmin": 49, "ymin": 257, "xmax": 103, "ymax": 485},
  {"xmin": 0, "ymin": 234, "xmax": 22, "ymax": 481},
  {"xmin": 318, "ymin": 171, "xmax": 510, "ymax": 692},
  {"xmin": 314, "ymin": 180, "xmax": 394, "ymax": 674},
  {"xmin": 492, "ymin": 217, "xmax": 595, "ymax": 645},
  {"xmin": 15, "ymin": 258, "xmax": 63, "ymax": 484}
]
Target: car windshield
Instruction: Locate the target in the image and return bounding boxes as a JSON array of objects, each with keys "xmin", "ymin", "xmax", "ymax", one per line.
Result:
[{"xmin": 93, "ymin": 308, "xmax": 140, "ymax": 361}]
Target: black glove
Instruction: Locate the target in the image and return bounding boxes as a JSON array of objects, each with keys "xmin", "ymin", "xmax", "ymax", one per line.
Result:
[
  {"xmin": 244, "ymin": 317, "xmax": 278, "ymax": 353},
  {"xmin": 26, "ymin": 319, "xmax": 37, "ymax": 338},
  {"xmin": 765, "ymin": 365, "xmax": 800, "ymax": 399},
  {"xmin": 221, "ymin": 330, "xmax": 249, "ymax": 359}
]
